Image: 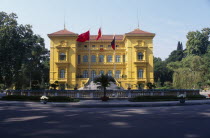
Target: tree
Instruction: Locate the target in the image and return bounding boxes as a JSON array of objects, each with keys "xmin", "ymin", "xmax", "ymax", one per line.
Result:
[
  {"xmin": 177, "ymin": 41, "xmax": 183, "ymax": 51},
  {"xmin": 186, "ymin": 28, "xmax": 210, "ymax": 56},
  {"xmin": 154, "ymin": 57, "xmax": 173, "ymax": 86},
  {"xmin": 93, "ymin": 74, "xmax": 115, "ymax": 99},
  {"xmin": 0, "ymin": 12, "xmax": 49, "ymax": 89},
  {"xmin": 167, "ymin": 56, "xmax": 206, "ymax": 89}
]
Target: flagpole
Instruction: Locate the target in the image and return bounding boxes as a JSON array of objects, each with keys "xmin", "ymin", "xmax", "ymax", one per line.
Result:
[
  {"xmin": 88, "ymin": 29, "xmax": 91, "ymax": 90},
  {"xmin": 114, "ymin": 34, "xmax": 116, "ymax": 78},
  {"xmin": 114, "ymin": 48, "xmax": 116, "ymax": 78}
]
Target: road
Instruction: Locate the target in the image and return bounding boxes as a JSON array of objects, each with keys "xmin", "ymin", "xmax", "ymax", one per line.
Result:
[{"xmin": 0, "ymin": 103, "xmax": 210, "ymax": 138}]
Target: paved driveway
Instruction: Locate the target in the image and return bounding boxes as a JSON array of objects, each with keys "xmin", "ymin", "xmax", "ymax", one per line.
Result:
[{"xmin": 0, "ymin": 103, "xmax": 210, "ymax": 138}]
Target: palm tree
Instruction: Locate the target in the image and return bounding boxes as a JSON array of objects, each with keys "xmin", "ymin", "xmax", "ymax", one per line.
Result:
[{"xmin": 93, "ymin": 74, "xmax": 115, "ymax": 99}]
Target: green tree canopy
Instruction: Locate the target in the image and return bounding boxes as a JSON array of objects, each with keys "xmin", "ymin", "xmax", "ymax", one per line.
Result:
[
  {"xmin": 186, "ymin": 28, "xmax": 210, "ymax": 56},
  {"xmin": 0, "ymin": 12, "xmax": 49, "ymax": 89}
]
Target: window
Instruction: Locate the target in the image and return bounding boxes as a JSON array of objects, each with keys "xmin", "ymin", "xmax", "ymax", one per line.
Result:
[
  {"xmin": 138, "ymin": 52, "xmax": 144, "ymax": 60},
  {"xmin": 108, "ymin": 45, "xmax": 111, "ymax": 48},
  {"xmin": 83, "ymin": 70, "xmax": 88, "ymax": 78},
  {"xmin": 116, "ymin": 45, "xmax": 119, "ymax": 47},
  {"xmin": 92, "ymin": 45, "xmax": 96, "ymax": 48},
  {"xmin": 91, "ymin": 55, "xmax": 96, "ymax": 62},
  {"xmin": 83, "ymin": 55, "xmax": 88, "ymax": 62},
  {"xmin": 91, "ymin": 70, "xmax": 96, "ymax": 80},
  {"xmin": 115, "ymin": 55, "xmax": 121, "ymax": 62},
  {"xmin": 115, "ymin": 70, "xmax": 121, "ymax": 78},
  {"xmin": 99, "ymin": 55, "xmax": 104, "ymax": 62},
  {"xmin": 84, "ymin": 45, "xmax": 87, "ymax": 48},
  {"xmin": 138, "ymin": 69, "xmax": 143, "ymax": 78},
  {"xmin": 100, "ymin": 45, "xmax": 103, "ymax": 47},
  {"xmin": 78, "ymin": 55, "xmax": 81, "ymax": 64},
  {"xmin": 108, "ymin": 70, "xmax": 112, "ymax": 76},
  {"xmin": 59, "ymin": 53, "xmax": 66, "ymax": 60},
  {"xmin": 99, "ymin": 70, "xmax": 104, "ymax": 75},
  {"xmin": 107, "ymin": 55, "xmax": 112, "ymax": 62},
  {"xmin": 60, "ymin": 69, "xmax": 65, "ymax": 78}
]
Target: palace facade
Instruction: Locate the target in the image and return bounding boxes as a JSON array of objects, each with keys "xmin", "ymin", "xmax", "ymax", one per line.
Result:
[{"xmin": 48, "ymin": 28, "xmax": 155, "ymax": 89}]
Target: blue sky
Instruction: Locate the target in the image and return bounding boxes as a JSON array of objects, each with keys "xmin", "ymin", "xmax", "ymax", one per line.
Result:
[{"xmin": 1, "ymin": 0, "xmax": 210, "ymax": 59}]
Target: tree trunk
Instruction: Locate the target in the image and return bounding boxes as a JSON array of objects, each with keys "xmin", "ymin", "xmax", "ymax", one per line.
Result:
[{"xmin": 103, "ymin": 86, "xmax": 106, "ymax": 97}]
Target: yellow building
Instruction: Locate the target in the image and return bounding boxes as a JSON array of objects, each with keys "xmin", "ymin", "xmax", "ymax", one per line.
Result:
[{"xmin": 48, "ymin": 28, "xmax": 155, "ymax": 89}]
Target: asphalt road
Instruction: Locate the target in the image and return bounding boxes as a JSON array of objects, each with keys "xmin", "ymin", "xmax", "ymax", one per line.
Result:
[{"xmin": 1, "ymin": 103, "xmax": 210, "ymax": 138}]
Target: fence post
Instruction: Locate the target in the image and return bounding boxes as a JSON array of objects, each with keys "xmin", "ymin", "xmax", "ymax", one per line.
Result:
[
  {"xmin": 28, "ymin": 91, "xmax": 30, "ymax": 96},
  {"xmin": 128, "ymin": 90, "xmax": 131, "ymax": 98},
  {"xmin": 90, "ymin": 92, "xmax": 93, "ymax": 98},
  {"xmin": 55, "ymin": 92, "xmax": 58, "ymax": 96},
  {"xmin": 77, "ymin": 92, "xmax": 80, "ymax": 98},
  {"xmin": 177, "ymin": 92, "xmax": 179, "ymax": 96}
]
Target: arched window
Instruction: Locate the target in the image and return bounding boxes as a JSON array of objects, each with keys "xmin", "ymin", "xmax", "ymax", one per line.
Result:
[
  {"xmin": 99, "ymin": 55, "xmax": 104, "ymax": 62},
  {"xmin": 115, "ymin": 70, "xmax": 121, "ymax": 78},
  {"xmin": 91, "ymin": 55, "xmax": 96, "ymax": 62},
  {"xmin": 108, "ymin": 70, "xmax": 112, "ymax": 76},
  {"xmin": 83, "ymin": 55, "xmax": 88, "ymax": 62},
  {"xmin": 59, "ymin": 53, "xmax": 66, "ymax": 60},
  {"xmin": 116, "ymin": 55, "xmax": 121, "ymax": 62},
  {"xmin": 107, "ymin": 55, "xmax": 112, "ymax": 62},
  {"xmin": 91, "ymin": 70, "xmax": 96, "ymax": 80},
  {"xmin": 138, "ymin": 69, "xmax": 143, "ymax": 78},
  {"xmin": 83, "ymin": 70, "xmax": 88, "ymax": 78},
  {"xmin": 138, "ymin": 52, "xmax": 143, "ymax": 60},
  {"xmin": 60, "ymin": 69, "xmax": 65, "ymax": 78},
  {"xmin": 99, "ymin": 70, "xmax": 104, "ymax": 75}
]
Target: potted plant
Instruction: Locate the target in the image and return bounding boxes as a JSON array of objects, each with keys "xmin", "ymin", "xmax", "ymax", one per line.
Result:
[
  {"xmin": 40, "ymin": 95, "xmax": 49, "ymax": 104},
  {"xmin": 93, "ymin": 74, "xmax": 115, "ymax": 101},
  {"xmin": 177, "ymin": 94, "xmax": 186, "ymax": 103}
]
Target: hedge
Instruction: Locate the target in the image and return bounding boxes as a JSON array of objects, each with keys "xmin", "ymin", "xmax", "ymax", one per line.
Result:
[{"xmin": 1, "ymin": 95, "xmax": 79, "ymax": 102}]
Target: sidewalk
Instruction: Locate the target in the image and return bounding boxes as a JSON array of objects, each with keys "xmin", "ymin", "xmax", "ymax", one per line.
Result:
[{"xmin": 1, "ymin": 99, "xmax": 210, "ymax": 108}]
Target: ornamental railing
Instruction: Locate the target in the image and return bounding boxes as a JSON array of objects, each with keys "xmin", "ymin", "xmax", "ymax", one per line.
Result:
[{"xmin": 5, "ymin": 89, "xmax": 200, "ymax": 99}]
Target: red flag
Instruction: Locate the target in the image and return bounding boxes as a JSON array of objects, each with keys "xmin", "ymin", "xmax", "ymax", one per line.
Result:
[
  {"xmin": 77, "ymin": 31, "xmax": 90, "ymax": 42},
  {"xmin": 111, "ymin": 36, "xmax": 115, "ymax": 50},
  {"xmin": 96, "ymin": 28, "xmax": 102, "ymax": 40}
]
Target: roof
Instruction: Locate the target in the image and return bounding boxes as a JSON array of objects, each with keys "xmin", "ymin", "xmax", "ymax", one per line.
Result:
[
  {"xmin": 126, "ymin": 28, "xmax": 155, "ymax": 37},
  {"xmin": 48, "ymin": 29, "xmax": 77, "ymax": 37},
  {"xmin": 48, "ymin": 28, "xmax": 155, "ymax": 38},
  {"xmin": 90, "ymin": 35, "xmax": 123, "ymax": 40}
]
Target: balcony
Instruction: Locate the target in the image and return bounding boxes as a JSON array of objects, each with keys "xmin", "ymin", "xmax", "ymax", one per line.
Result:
[
  {"xmin": 134, "ymin": 60, "xmax": 147, "ymax": 65},
  {"xmin": 58, "ymin": 78, "xmax": 67, "ymax": 82},
  {"xmin": 55, "ymin": 60, "xmax": 70, "ymax": 65}
]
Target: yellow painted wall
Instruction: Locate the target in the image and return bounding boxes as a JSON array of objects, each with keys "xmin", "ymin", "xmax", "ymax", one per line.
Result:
[{"xmin": 49, "ymin": 30, "xmax": 155, "ymax": 89}]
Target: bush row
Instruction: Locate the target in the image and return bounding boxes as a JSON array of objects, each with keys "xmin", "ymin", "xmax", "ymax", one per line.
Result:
[
  {"xmin": 129, "ymin": 95, "xmax": 206, "ymax": 102},
  {"xmin": 1, "ymin": 95, "xmax": 80, "ymax": 102}
]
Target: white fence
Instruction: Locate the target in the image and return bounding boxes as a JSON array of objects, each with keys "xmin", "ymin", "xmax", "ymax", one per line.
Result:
[{"xmin": 6, "ymin": 89, "xmax": 200, "ymax": 99}]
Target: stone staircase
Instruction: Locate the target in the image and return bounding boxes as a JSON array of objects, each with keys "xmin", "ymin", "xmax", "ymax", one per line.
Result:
[{"xmin": 78, "ymin": 81, "xmax": 123, "ymax": 90}]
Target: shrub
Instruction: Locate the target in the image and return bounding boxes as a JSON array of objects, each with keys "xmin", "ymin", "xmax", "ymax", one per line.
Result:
[
  {"xmin": 130, "ymin": 96, "xmax": 178, "ymax": 102},
  {"xmin": 186, "ymin": 95, "xmax": 206, "ymax": 100}
]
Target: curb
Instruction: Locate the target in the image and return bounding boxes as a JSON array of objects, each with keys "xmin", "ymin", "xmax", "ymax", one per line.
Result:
[
  {"xmin": 1, "ymin": 100, "xmax": 210, "ymax": 108},
  {"xmin": 51, "ymin": 101, "xmax": 210, "ymax": 108}
]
